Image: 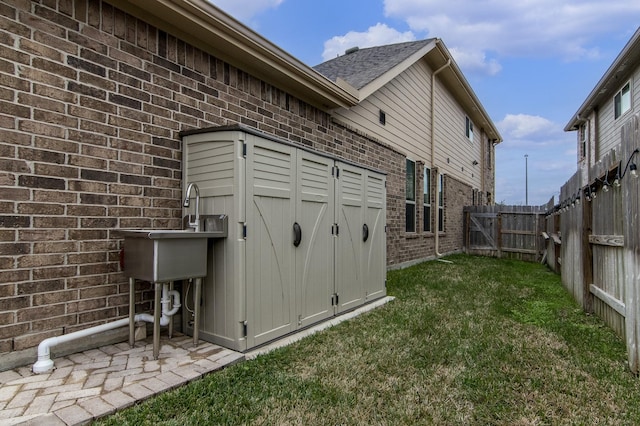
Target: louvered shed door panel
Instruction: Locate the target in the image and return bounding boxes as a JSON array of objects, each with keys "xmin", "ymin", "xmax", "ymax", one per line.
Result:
[
  {"xmin": 295, "ymin": 150, "xmax": 335, "ymax": 328},
  {"xmin": 363, "ymin": 172, "xmax": 386, "ymax": 301},
  {"xmin": 335, "ymin": 163, "xmax": 366, "ymax": 312},
  {"xmin": 245, "ymin": 137, "xmax": 296, "ymax": 348}
]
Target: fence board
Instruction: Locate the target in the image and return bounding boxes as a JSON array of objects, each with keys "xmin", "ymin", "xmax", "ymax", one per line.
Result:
[{"xmin": 589, "ymin": 235, "xmax": 624, "ymax": 247}]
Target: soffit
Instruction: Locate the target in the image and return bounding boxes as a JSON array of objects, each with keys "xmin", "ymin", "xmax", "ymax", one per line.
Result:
[{"xmin": 105, "ymin": 0, "xmax": 358, "ymax": 110}]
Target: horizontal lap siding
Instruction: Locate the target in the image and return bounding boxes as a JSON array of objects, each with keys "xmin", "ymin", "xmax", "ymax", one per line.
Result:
[{"xmin": 597, "ymin": 68, "xmax": 640, "ymax": 159}]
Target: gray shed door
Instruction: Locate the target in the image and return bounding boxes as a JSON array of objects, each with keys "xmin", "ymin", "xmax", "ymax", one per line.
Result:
[
  {"xmin": 245, "ymin": 137, "xmax": 297, "ymax": 348},
  {"xmin": 335, "ymin": 163, "xmax": 366, "ymax": 312},
  {"xmin": 363, "ymin": 171, "xmax": 386, "ymax": 301},
  {"xmin": 295, "ymin": 150, "xmax": 335, "ymax": 328}
]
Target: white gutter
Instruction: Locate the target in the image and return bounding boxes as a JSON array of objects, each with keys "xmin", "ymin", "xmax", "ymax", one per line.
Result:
[{"xmin": 431, "ymin": 51, "xmax": 451, "ymax": 258}]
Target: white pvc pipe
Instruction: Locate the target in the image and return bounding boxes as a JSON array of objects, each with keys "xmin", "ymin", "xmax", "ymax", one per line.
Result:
[{"xmin": 33, "ymin": 283, "xmax": 181, "ymax": 374}]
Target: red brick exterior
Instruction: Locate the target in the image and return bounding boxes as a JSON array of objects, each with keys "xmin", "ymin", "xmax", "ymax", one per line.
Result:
[{"xmin": 0, "ymin": 0, "xmax": 480, "ymax": 360}]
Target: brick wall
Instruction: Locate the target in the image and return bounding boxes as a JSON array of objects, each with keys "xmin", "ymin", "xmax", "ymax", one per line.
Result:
[{"xmin": 0, "ymin": 0, "xmax": 469, "ymax": 360}]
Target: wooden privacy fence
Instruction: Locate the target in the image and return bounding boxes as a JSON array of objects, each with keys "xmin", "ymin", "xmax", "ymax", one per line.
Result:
[
  {"xmin": 543, "ymin": 112, "xmax": 640, "ymax": 373},
  {"xmin": 463, "ymin": 205, "xmax": 546, "ymax": 262}
]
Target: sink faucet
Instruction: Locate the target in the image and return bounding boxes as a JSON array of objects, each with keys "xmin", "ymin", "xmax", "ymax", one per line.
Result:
[{"xmin": 183, "ymin": 182, "xmax": 200, "ymax": 232}]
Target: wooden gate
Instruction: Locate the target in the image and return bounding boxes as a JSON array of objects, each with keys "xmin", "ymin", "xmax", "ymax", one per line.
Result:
[{"xmin": 464, "ymin": 205, "xmax": 545, "ymax": 262}]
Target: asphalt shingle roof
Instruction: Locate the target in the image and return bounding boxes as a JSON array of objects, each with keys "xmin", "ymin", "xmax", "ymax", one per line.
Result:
[{"xmin": 313, "ymin": 39, "xmax": 435, "ymax": 90}]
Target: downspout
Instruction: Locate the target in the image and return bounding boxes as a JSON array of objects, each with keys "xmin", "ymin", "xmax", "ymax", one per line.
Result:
[
  {"xmin": 481, "ymin": 132, "xmax": 485, "ymax": 202},
  {"xmin": 431, "ymin": 53, "xmax": 451, "ymax": 258}
]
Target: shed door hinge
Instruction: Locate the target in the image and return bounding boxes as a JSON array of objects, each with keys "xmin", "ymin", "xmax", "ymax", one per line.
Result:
[
  {"xmin": 332, "ymin": 224, "xmax": 339, "ymax": 236},
  {"xmin": 243, "ymin": 224, "xmax": 247, "ymax": 239},
  {"xmin": 242, "ymin": 143, "xmax": 247, "ymax": 158},
  {"xmin": 242, "ymin": 321, "xmax": 247, "ymax": 338},
  {"xmin": 331, "ymin": 293, "xmax": 339, "ymax": 306},
  {"xmin": 332, "ymin": 166, "xmax": 340, "ymax": 179}
]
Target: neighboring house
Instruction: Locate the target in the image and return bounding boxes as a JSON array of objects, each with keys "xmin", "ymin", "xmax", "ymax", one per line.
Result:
[
  {"xmin": 565, "ymin": 27, "xmax": 640, "ymax": 180},
  {"xmin": 314, "ymin": 40, "xmax": 501, "ymax": 262},
  {"xmin": 0, "ymin": 0, "xmax": 499, "ymax": 368}
]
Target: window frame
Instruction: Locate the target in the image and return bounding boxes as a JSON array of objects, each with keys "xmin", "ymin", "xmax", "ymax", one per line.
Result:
[
  {"xmin": 423, "ymin": 167, "xmax": 431, "ymax": 233},
  {"xmin": 406, "ymin": 159, "xmax": 416, "ymax": 233},
  {"xmin": 438, "ymin": 174, "xmax": 444, "ymax": 232},
  {"xmin": 614, "ymin": 81, "xmax": 631, "ymax": 120},
  {"xmin": 465, "ymin": 116, "xmax": 474, "ymax": 142},
  {"xmin": 579, "ymin": 123, "xmax": 587, "ymax": 161}
]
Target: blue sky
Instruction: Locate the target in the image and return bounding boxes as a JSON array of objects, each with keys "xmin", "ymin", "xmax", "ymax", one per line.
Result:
[{"xmin": 211, "ymin": 0, "xmax": 640, "ymax": 205}]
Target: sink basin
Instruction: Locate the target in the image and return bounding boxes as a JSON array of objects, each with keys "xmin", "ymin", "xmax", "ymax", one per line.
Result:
[
  {"xmin": 120, "ymin": 229, "xmax": 222, "ymax": 282},
  {"xmin": 120, "ymin": 216, "xmax": 227, "ymax": 282}
]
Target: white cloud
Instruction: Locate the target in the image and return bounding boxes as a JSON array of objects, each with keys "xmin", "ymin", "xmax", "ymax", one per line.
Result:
[
  {"xmin": 449, "ymin": 48, "xmax": 501, "ymax": 76},
  {"xmin": 383, "ymin": 0, "xmax": 640, "ymax": 74},
  {"xmin": 494, "ymin": 114, "xmax": 577, "ymax": 205},
  {"xmin": 498, "ymin": 114, "xmax": 557, "ymax": 140},
  {"xmin": 209, "ymin": 0, "xmax": 284, "ymax": 22},
  {"xmin": 322, "ymin": 23, "xmax": 416, "ymax": 61}
]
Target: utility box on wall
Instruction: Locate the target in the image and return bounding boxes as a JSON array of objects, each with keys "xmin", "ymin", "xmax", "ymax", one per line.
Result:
[{"xmin": 181, "ymin": 125, "xmax": 386, "ymax": 352}]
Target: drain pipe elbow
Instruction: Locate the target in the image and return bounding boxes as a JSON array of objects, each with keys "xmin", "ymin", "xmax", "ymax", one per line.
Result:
[
  {"xmin": 164, "ymin": 289, "xmax": 181, "ymax": 317},
  {"xmin": 33, "ymin": 317, "xmax": 130, "ymax": 374},
  {"xmin": 33, "ymin": 288, "xmax": 184, "ymax": 373}
]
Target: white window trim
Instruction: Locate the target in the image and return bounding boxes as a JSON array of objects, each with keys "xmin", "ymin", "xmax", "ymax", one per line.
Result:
[
  {"xmin": 423, "ymin": 167, "xmax": 431, "ymax": 233},
  {"xmin": 438, "ymin": 174, "xmax": 444, "ymax": 233},
  {"xmin": 406, "ymin": 158, "xmax": 416, "ymax": 233},
  {"xmin": 614, "ymin": 81, "xmax": 631, "ymax": 120}
]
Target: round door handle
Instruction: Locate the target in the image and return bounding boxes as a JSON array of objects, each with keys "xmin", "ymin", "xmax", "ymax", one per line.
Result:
[
  {"xmin": 293, "ymin": 222, "xmax": 302, "ymax": 247},
  {"xmin": 363, "ymin": 223, "xmax": 369, "ymax": 242}
]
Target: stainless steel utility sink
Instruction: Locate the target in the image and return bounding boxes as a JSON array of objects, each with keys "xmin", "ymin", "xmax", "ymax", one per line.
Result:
[{"xmin": 120, "ymin": 216, "xmax": 227, "ymax": 283}]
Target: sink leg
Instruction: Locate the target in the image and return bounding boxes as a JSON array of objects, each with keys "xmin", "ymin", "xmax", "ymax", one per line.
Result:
[
  {"xmin": 168, "ymin": 281, "xmax": 174, "ymax": 339},
  {"xmin": 193, "ymin": 277, "xmax": 202, "ymax": 347},
  {"xmin": 153, "ymin": 282, "xmax": 161, "ymax": 360},
  {"xmin": 129, "ymin": 277, "xmax": 135, "ymax": 347}
]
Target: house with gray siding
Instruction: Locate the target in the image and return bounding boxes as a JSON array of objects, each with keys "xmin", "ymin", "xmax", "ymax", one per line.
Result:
[
  {"xmin": 565, "ymin": 27, "xmax": 640, "ymax": 181},
  {"xmin": 314, "ymin": 39, "xmax": 501, "ymax": 263}
]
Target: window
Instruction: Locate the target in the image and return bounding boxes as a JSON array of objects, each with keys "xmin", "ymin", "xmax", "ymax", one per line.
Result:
[
  {"xmin": 423, "ymin": 167, "xmax": 431, "ymax": 232},
  {"xmin": 579, "ymin": 123, "xmax": 587, "ymax": 160},
  {"xmin": 438, "ymin": 174, "xmax": 444, "ymax": 232},
  {"xmin": 406, "ymin": 159, "xmax": 416, "ymax": 232},
  {"xmin": 379, "ymin": 110, "xmax": 386, "ymax": 125},
  {"xmin": 465, "ymin": 116, "xmax": 474, "ymax": 142},
  {"xmin": 614, "ymin": 82, "xmax": 631, "ymax": 119}
]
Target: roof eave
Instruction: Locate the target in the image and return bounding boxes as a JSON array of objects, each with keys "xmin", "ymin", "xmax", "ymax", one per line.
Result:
[
  {"xmin": 564, "ymin": 27, "xmax": 640, "ymax": 132},
  {"xmin": 432, "ymin": 40, "xmax": 503, "ymax": 143},
  {"xmin": 105, "ymin": 0, "xmax": 358, "ymax": 110}
]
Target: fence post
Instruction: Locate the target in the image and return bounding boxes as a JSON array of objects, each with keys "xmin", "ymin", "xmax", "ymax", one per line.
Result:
[
  {"xmin": 497, "ymin": 212, "xmax": 502, "ymax": 258},
  {"xmin": 581, "ymin": 195, "xmax": 593, "ymax": 313}
]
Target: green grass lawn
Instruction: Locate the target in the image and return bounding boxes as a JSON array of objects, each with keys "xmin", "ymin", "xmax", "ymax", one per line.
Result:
[{"xmin": 96, "ymin": 254, "xmax": 640, "ymax": 425}]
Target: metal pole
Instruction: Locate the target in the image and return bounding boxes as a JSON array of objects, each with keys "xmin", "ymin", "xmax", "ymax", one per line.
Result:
[{"xmin": 525, "ymin": 154, "xmax": 529, "ymax": 206}]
